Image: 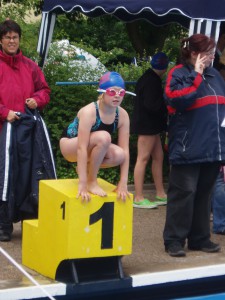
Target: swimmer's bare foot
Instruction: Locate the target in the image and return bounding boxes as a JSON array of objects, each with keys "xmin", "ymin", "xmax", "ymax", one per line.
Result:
[{"xmin": 87, "ymin": 181, "xmax": 107, "ymax": 197}]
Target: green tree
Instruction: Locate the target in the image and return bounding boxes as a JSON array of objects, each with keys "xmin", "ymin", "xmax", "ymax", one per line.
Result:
[
  {"xmin": 53, "ymin": 14, "xmax": 135, "ymax": 67},
  {"xmin": 0, "ymin": 0, "xmax": 42, "ymax": 21},
  {"xmin": 53, "ymin": 13, "xmax": 187, "ymax": 65}
]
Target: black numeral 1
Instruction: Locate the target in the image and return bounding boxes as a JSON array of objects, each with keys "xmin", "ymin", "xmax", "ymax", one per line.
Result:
[
  {"xmin": 89, "ymin": 202, "xmax": 114, "ymax": 249},
  {"xmin": 60, "ymin": 201, "xmax": 66, "ymax": 220}
]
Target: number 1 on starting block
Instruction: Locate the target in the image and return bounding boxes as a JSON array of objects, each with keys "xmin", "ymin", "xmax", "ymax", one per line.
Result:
[{"xmin": 22, "ymin": 178, "xmax": 133, "ymax": 280}]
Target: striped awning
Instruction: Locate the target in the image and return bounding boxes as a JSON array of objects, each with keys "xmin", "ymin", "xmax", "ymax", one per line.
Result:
[{"xmin": 38, "ymin": 0, "xmax": 225, "ymax": 67}]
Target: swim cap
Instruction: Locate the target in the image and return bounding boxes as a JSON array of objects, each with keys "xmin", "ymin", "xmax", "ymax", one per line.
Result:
[
  {"xmin": 150, "ymin": 52, "xmax": 169, "ymax": 70},
  {"xmin": 99, "ymin": 72, "xmax": 125, "ymax": 90}
]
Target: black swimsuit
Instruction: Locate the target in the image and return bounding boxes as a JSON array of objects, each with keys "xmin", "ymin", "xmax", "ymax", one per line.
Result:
[{"xmin": 61, "ymin": 102, "xmax": 119, "ymax": 138}]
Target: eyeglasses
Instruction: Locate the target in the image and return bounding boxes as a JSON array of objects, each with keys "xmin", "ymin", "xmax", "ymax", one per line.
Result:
[
  {"xmin": 97, "ymin": 88, "xmax": 136, "ymax": 96},
  {"xmin": 2, "ymin": 35, "xmax": 19, "ymax": 41}
]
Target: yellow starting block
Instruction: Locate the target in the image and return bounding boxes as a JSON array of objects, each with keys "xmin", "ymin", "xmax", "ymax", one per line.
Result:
[{"xmin": 22, "ymin": 178, "xmax": 133, "ymax": 282}]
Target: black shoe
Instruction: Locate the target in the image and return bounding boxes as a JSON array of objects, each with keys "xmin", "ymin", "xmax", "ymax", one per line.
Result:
[
  {"xmin": 188, "ymin": 240, "xmax": 221, "ymax": 253},
  {"xmin": 165, "ymin": 242, "xmax": 186, "ymax": 257},
  {"xmin": 0, "ymin": 230, "xmax": 11, "ymax": 242}
]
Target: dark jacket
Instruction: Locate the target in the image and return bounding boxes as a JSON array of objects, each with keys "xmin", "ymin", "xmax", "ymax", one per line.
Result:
[
  {"xmin": 165, "ymin": 64, "xmax": 225, "ymax": 165},
  {"xmin": 131, "ymin": 68, "xmax": 167, "ymax": 135},
  {"xmin": 0, "ymin": 108, "xmax": 56, "ymax": 222},
  {"xmin": 213, "ymin": 50, "xmax": 222, "ymax": 71}
]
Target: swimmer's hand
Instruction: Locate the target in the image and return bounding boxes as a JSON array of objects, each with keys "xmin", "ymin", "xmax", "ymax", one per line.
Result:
[
  {"xmin": 77, "ymin": 183, "xmax": 91, "ymax": 202},
  {"xmin": 114, "ymin": 182, "xmax": 130, "ymax": 202}
]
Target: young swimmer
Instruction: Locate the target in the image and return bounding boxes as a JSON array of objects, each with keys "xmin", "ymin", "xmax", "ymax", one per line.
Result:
[{"xmin": 60, "ymin": 71, "xmax": 135, "ymax": 202}]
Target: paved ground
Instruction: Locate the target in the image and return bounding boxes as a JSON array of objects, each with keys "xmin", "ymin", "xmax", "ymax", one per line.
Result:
[{"xmin": 1, "ymin": 184, "xmax": 225, "ymax": 287}]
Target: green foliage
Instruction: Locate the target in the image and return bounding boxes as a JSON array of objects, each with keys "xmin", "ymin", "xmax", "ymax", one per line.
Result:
[
  {"xmin": 162, "ymin": 24, "xmax": 188, "ymax": 63},
  {"xmin": 20, "ymin": 22, "xmax": 40, "ymax": 61},
  {"xmin": 53, "ymin": 14, "xmax": 187, "ymax": 69},
  {"xmin": 55, "ymin": 14, "xmax": 132, "ymax": 52},
  {"xmin": 46, "ymin": 40, "xmax": 107, "ymax": 81},
  {"xmin": 0, "ymin": 0, "xmax": 41, "ymax": 21},
  {"xmin": 53, "ymin": 14, "xmax": 135, "ymax": 67}
]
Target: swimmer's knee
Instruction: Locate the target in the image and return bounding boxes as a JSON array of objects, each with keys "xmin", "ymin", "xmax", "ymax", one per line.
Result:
[
  {"xmin": 112, "ymin": 147, "xmax": 125, "ymax": 165},
  {"xmin": 97, "ymin": 131, "xmax": 112, "ymax": 146}
]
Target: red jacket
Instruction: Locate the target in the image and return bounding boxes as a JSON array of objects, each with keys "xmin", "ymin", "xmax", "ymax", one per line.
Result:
[{"xmin": 0, "ymin": 50, "xmax": 50, "ymax": 131}]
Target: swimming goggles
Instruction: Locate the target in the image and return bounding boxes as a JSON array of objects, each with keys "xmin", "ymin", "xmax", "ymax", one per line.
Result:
[{"xmin": 97, "ymin": 88, "xmax": 136, "ymax": 96}]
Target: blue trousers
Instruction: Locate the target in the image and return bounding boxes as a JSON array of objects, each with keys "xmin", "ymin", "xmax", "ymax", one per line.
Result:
[{"xmin": 211, "ymin": 169, "xmax": 225, "ymax": 233}]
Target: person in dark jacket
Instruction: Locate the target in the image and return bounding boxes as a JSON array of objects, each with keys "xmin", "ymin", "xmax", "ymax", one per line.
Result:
[
  {"xmin": 210, "ymin": 46, "xmax": 225, "ymax": 235},
  {"xmin": 131, "ymin": 52, "xmax": 169, "ymax": 209},
  {"xmin": 163, "ymin": 34, "xmax": 225, "ymax": 257},
  {"xmin": 213, "ymin": 22, "xmax": 225, "ymax": 71},
  {"xmin": 0, "ymin": 19, "xmax": 51, "ymax": 242}
]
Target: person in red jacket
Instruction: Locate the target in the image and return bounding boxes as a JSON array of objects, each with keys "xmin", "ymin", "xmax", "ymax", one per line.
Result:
[{"xmin": 0, "ymin": 19, "xmax": 50, "ymax": 242}]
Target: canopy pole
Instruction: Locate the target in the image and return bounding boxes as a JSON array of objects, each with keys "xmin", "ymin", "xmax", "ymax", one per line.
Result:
[{"xmin": 38, "ymin": 12, "xmax": 56, "ymax": 68}]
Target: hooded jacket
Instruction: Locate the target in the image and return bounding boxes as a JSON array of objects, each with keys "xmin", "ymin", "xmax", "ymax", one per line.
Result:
[
  {"xmin": 165, "ymin": 64, "xmax": 225, "ymax": 165},
  {"xmin": 0, "ymin": 49, "xmax": 50, "ymax": 131},
  {"xmin": 0, "ymin": 108, "xmax": 56, "ymax": 222}
]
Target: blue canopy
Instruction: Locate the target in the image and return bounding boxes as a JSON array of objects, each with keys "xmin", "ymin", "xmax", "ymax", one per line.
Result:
[
  {"xmin": 42, "ymin": 0, "xmax": 225, "ymax": 22},
  {"xmin": 38, "ymin": 0, "xmax": 225, "ymax": 66}
]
